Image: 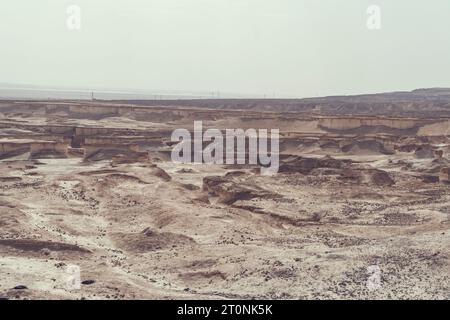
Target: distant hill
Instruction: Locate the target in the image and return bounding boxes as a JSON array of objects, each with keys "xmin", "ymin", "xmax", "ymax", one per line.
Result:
[
  {"xmin": 2, "ymin": 85, "xmax": 450, "ymax": 117},
  {"xmin": 116, "ymin": 88, "xmax": 450, "ymax": 118}
]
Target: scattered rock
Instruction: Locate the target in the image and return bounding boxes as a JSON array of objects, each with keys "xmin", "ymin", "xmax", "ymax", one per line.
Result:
[
  {"xmin": 13, "ymin": 285, "xmax": 28, "ymax": 290},
  {"xmin": 55, "ymin": 262, "xmax": 67, "ymax": 268},
  {"xmin": 112, "ymin": 228, "xmax": 196, "ymax": 253},
  {"xmin": 369, "ymin": 169, "xmax": 395, "ymax": 186},
  {"xmin": 421, "ymin": 175, "xmax": 440, "ymax": 183}
]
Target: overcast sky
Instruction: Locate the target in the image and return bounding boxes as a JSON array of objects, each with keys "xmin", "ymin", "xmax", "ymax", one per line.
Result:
[{"xmin": 1, "ymin": 0, "xmax": 449, "ymax": 98}]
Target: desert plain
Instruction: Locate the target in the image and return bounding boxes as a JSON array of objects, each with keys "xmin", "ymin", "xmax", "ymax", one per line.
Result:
[{"xmin": 1, "ymin": 89, "xmax": 450, "ymax": 299}]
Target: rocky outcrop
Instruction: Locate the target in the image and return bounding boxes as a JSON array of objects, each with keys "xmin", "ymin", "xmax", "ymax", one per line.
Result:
[
  {"xmin": 434, "ymin": 150, "xmax": 444, "ymax": 160},
  {"xmin": 151, "ymin": 166, "xmax": 171, "ymax": 181},
  {"xmin": 318, "ymin": 118, "xmax": 421, "ymax": 131},
  {"xmin": 0, "ymin": 140, "xmax": 30, "ymax": 158},
  {"xmin": 84, "ymin": 143, "xmax": 141, "ymax": 161},
  {"xmin": 30, "ymin": 142, "xmax": 68, "ymax": 159},
  {"xmin": 440, "ymin": 168, "xmax": 450, "ymax": 184},
  {"xmin": 67, "ymin": 147, "xmax": 85, "ymax": 157},
  {"xmin": 339, "ymin": 168, "xmax": 395, "ymax": 186},
  {"xmin": 111, "ymin": 152, "xmax": 150, "ymax": 164},
  {"xmin": 112, "ymin": 228, "xmax": 195, "ymax": 253},
  {"xmin": 278, "ymin": 155, "xmax": 351, "ymax": 174},
  {"xmin": 341, "ymin": 140, "xmax": 394, "ymax": 155},
  {"xmin": 414, "ymin": 145, "xmax": 435, "ymax": 159},
  {"xmin": 369, "ymin": 169, "xmax": 395, "ymax": 186},
  {"xmin": 203, "ymin": 175, "xmax": 278, "ymax": 205},
  {"xmin": 1, "ymin": 140, "xmax": 69, "ymax": 159}
]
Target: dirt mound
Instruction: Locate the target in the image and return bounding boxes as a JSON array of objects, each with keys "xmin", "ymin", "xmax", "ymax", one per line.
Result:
[
  {"xmin": 29, "ymin": 150, "xmax": 67, "ymax": 159},
  {"xmin": 112, "ymin": 152, "xmax": 149, "ymax": 164},
  {"xmin": 0, "ymin": 177, "xmax": 22, "ymax": 182},
  {"xmin": 341, "ymin": 140, "xmax": 393, "ymax": 155},
  {"xmin": 414, "ymin": 160, "xmax": 447, "ymax": 174},
  {"xmin": 339, "ymin": 168, "xmax": 395, "ymax": 186},
  {"xmin": 67, "ymin": 147, "xmax": 85, "ymax": 158},
  {"xmin": 0, "ymin": 148, "xmax": 29, "ymax": 160},
  {"xmin": 279, "ymin": 139, "xmax": 304, "ymax": 153},
  {"xmin": 0, "ymin": 206, "xmax": 26, "ymax": 232},
  {"xmin": 369, "ymin": 169, "xmax": 395, "ymax": 186},
  {"xmin": 152, "ymin": 166, "xmax": 172, "ymax": 181},
  {"xmin": 281, "ymin": 139, "xmax": 321, "ymax": 153},
  {"xmin": 180, "ymin": 183, "xmax": 200, "ymax": 191},
  {"xmin": 309, "ymin": 167, "xmax": 343, "ymax": 176},
  {"xmin": 320, "ymin": 140, "xmax": 341, "ymax": 150},
  {"xmin": 414, "ymin": 145, "xmax": 435, "ymax": 159},
  {"xmin": 0, "ymin": 239, "xmax": 91, "ymax": 253},
  {"xmin": 420, "ymin": 175, "xmax": 440, "ymax": 183},
  {"xmin": 176, "ymin": 168, "xmax": 195, "ymax": 174},
  {"xmin": 84, "ymin": 149, "xmax": 146, "ymax": 162},
  {"xmin": 395, "ymin": 144, "xmax": 419, "ymax": 153},
  {"xmin": 149, "ymin": 151, "xmax": 173, "ymax": 162},
  {"xmin": 203, "ymin": 175, "xmax": 279, "ymax": 205},
  {"xmin": 179, "ymin": 271, "xmax": 227, "ymax": 285},
  {"xmin": 440, "ymin": 168, "xmax": 450, "ymax": 183},
  {"xmin": 104, "ymin": 173, "xmax": 149, "ymax": 184},
  {"xmin": 279, "ymin": 155, "xmax": 350, "ymax": 174},
  {"xmin": 279, "ymin": 156, "xmax": 318, "ymax": 174},
  {"xmin": 78, "ymin": 169, "xmax": 119, "ymax": 176},
  {"xmin": 113, "ymin": 227, "xmax": 196, "ymax": 253},
  {"xmin": 224, "ymin": 171, "xmax": 247, "ymax": 177},
  {"xmin": 83, "ymin": 149, "xmax": 124, "ymax": 161}
]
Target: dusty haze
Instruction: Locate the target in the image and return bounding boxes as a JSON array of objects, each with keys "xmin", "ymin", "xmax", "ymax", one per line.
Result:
[{"xmin": 1, "ymin": 0, "xmax": 450, "ymax": 97}]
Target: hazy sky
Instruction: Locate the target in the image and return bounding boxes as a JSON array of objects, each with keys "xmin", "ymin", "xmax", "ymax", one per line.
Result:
[{"xmin": 1, "ymin": 0, "xmax": 450, "ymax": 98}]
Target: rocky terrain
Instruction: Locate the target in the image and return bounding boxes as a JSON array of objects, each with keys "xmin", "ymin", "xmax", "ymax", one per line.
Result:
[{"xmin": 1, "ymin": 93, "xmax": 450, "ymax": 299}]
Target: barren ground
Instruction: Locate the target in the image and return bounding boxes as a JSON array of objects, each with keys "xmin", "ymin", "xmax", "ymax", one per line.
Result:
[{"xmin": 1, "ymin": 98, "xmax": 450, "ymax": 299}]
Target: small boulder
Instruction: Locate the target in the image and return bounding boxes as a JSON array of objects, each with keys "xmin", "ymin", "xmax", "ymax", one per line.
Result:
[{"xmin": 13, "ymin": 285, "xmax": 28, "ymax": 290}]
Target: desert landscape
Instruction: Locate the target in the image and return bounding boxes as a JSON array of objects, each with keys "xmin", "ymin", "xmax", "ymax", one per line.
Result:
[{"xmin": 1, "ymin": 88, "xmax": 450, "ymax": 300}]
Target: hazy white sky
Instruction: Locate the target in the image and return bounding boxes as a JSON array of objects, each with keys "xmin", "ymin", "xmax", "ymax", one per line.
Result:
[{"xmin": 1, "ymin": 0, "xmax": 449, "ymax": 98}]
